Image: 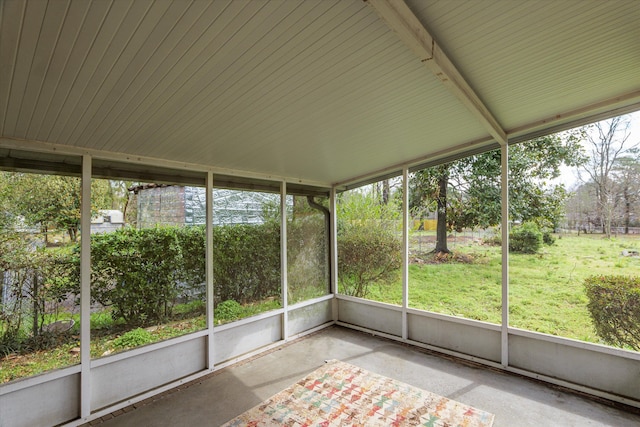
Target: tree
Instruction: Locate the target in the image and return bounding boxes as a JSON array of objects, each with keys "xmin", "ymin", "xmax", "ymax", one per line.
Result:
[
  {"xmin": 0, "ymin": 172, "xmax": 112, "ymax": 242},
  {"xmin": 611, "ymin": 150, "xmax": 640, "ymax": 233},
  {"xmin": 410, "ymin": 132, "xmax": 584, "ymax": 253},
  {"xmin": 565, "ymin": 182, "xmax": 599, "ymax": 234},
  {"xmin": 578, "ymin": 115, "xmax": 637, "ymax": 238},
  {"xmin": 410, "ymin": 165, "xmax": 451, "ymax": 253}
]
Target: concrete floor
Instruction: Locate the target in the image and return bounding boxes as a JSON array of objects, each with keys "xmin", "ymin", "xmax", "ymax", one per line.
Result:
[{"xmin": 89, "ymin": 326, "xmax": 640, "ymax": 426}]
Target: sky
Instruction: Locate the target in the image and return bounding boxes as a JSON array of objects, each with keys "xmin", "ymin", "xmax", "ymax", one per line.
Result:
[{"xmin": 555, "ymin": 110, "xmax": 640, "ymax": 189}]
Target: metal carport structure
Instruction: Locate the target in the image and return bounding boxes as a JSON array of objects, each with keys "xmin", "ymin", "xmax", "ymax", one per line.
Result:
[{"xmin": 1, "ymin": 1, "xmax": 639, "ymax": 425}]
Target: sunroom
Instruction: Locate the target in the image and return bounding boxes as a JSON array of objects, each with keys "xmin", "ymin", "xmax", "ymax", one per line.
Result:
[{"xmin": 1, "ymin": 1, "xmax": 639, "ymax": 426}]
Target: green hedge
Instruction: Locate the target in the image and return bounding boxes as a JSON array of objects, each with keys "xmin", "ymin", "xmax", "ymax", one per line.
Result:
[
  {"xmin": 584, "ymin": 275, "xmax": 640, "ymax": 351},
  {"xmin": 4, "ymin": 218, "xmax": 398, "ymax": 334},
  {"xmin": 91, "ymin": 223, "xmax": 281, "ymax": 326},
  {"xmin": 1, "ymin": 223, "xmax": 283, "ymax": 349},
  {"xmin": 211, "ymin": 222, "xmax": 281, "ymax": 303},
  {"xmin": 91, "ymin": 227, "xmax": 185, "ymax": 325}
]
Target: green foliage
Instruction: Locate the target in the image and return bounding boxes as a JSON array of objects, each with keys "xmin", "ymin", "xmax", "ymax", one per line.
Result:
[
  {"xmin": 584, "ymin": 275, "xmax": 640, "ymax": 351},
  {"xmin": 409, "ymin": 134, "xmax": 584, "ymax": 234},
  {"xmin": 542, "ymin": 231, "xmax": 556, "ymax": 246},
  {"xmin": 175, "ymin": 225, "xmax": 206, "ymax": 301},
  {"xmin": 410, "ymin": 165, "xmax": 449, "ymax": 219},
  {"xmin": 0, "ymin": 172, "xmax": 113, "ymax": 242},
  {"xmin": 174, "ymin": 300, "xmax": 206, "ymax": 317},
  {"xmin": 483, "ymin": 232, "xmax": 502, "ymax": 246},
  {"xmin": 211, "ymin": 223, "xmax": 281, "ymax": 303},
  {"xmin": 337, "ymin": 186, "xmax": 401, "ymax": 226},
  {"xmin": 1, "ymin": 219, "xmax": 283, "ymax": 380},
  {"xmin": 90, "ymin": 226, "xmax": 208, "ymax": 326},
  {"xmin": 287, "ymin": 210, "xmax": 329, "ymax": 303},
  {"xmin": 0, "ymin": 238, "xmax": 79, "ymax": 343},
  {"xmin": 112, "ymin": 328, "xmax": 153, "ymax": 350},
  {"xmin": 2, "ymin": 221, "xmax": 280, "ymax": 350},
  {"xmin": 91, "ymin": 221, "xmax": 281, "ymax": 322},
  {"xmin": 91, "ymin": 227, "xmax": 184, "ymax": 325},
  {"xmin": 214, "ymin": 300, "xmax": 242, "ymax": 322},
  {"xmin": 90, "ymin": 311, "xmax": 118, "ymax": 330},
  {"xmin": 337, "ymin": 185, "xmax": 402, "ymax": 298},
  {"xmin": 509, "ymin": 222, "xmax": 543, "ymax": 254},
  {"xmin": 338, "ymin": 224, "xmax": 402, "ymax": 298}
]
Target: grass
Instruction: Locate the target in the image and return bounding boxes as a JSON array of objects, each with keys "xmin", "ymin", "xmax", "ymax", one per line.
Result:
[
  {"xmin": 366, "ymin": 233, "xmax": 640, "ymax": 344},
  {"xmin": 0, "ymin": 298, "xmax": 285, "ymax": 383},
  {"xmin": 0, "ymin": 339, "xmax": 80, "ymax": 383}
]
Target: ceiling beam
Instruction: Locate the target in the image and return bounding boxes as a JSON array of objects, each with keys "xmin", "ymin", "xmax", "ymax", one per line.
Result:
[
  {"xmin": 506, "ymin": 90, "xmax": 640, "ymax": 143},
  {"xmin": 0, "ymin": 137, "xmax": 332, "ymax": 188},
  {"xmin": 365, "ymin": 0, "xmax": 508, "ymax": 145}
]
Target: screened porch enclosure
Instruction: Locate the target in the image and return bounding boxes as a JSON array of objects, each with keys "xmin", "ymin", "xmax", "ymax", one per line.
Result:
[
  {"xmin": 1, "ymin": 0, "xmax": 640, "ymax": 426},
  {"xmin": 2, "ymin": 146, "xmax": 639, "ymax": 427}
]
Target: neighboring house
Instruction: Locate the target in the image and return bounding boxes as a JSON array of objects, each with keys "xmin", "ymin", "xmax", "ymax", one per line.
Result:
[
  {"xmin": 91, "ymin": 210, "xmax": 125, "ymax": 234},
  {"xmin": 212, "ymin": 188, "xmax": 282, "ymax": 225},
  {"xmin": 132, "ymin": 184, "xmax": 201, "ymax": 228},
  {"xmin": 131, "ymin": 184, "xmax": 282, "ymax": 228}
]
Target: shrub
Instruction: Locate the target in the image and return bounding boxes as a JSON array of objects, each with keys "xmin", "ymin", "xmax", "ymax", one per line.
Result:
[
  {"xmin": 509, "ymin": 222, "xmax": 542, "ymax": 254},
  {"xmin": 89, "ymin": 223, "xmax": 280, "ymax": 326},
  {"xmin": 542, "ymin": 231, "xmax": 556, "ymax": 246},
  {"xmin": 483, "ymin": 233, "xmax": 501, "ymax": 246},
  {"xmin": 175, "ymin": 225, "xmax": 206, "ymax": 301},
  {"xmin": 584, "ymin": 275, "xmax": 640, "ymax": 351},
  {"xmin": 112, "ymin": 328, "xmax": 153, "ymax": 350},
  {"xmin": 211, "ymin": 223, "xmax": 281, "ymax": 303},
  {"xmin": 0, "ymin": 241, "xmax": 79, "ymax": 344},
  {"xmin": 91, "ymin": 227, "xmax": 183, "ymax": 326},
  {"xmin": 338, "ymin": 224, "xmax": 402, "ymax": 298},
  {"xmin": 287, "ymin": 214, "xmax": 329, "ymax": 302},
  {"xmin": 214, "ymin": 300, "xmax": 242, "ymax": 322}
]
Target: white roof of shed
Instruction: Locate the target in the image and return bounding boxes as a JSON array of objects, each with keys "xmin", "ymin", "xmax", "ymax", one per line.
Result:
[{"xmin": 1, "ymin": 0, "xmax": 639, "ymax": 188}]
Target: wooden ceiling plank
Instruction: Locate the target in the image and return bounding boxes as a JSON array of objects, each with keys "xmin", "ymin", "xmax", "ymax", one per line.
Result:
[
  {"xmin": 0, "ymin": 0, "xmax": 27, "ymax": 136},
  {"xmin": 365, "ymin": 0, "xmax": 507, "ymax": 145},
  {"xmin": 2, "ymin": 0, "xmax": 47, "ymax": 136},
  {"xmin": 16, "ymin": 0, "xmax": 72, "ymax": 139}
]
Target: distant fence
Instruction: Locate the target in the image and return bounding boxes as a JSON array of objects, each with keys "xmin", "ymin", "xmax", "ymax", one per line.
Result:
[
  {"xmin": 559, "ymin": 227, "xmax": 640, "ymax": 235},
  {"xmin": 611, "ymin": 227, "xmax": 640, "ymax": 235}
]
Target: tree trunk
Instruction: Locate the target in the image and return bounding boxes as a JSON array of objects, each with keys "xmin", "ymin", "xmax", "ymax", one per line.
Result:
[
  {"xmin": 434, "ymin": 169, "xmax": 450, "ymax": 254},
  {"xmin": 624, "ymin": 186, "xmax": 630, "ymax": 234},
  {"xmin": 32, "ymin": 271, "xmax": 39, "ymax": 337},
  {"xmin": 68, "ymin": 227, "xmax": 78, "ymax": 242},
  {"xmin": 382, "ymin": 180, "xmax": 390, "ymax": 205},
  {"xmin": 599, "ymin": 189, "xmax": 610, "ymax": 238}
]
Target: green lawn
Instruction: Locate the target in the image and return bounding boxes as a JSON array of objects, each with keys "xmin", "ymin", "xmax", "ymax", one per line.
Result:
[{"xmin": 366, "ymin": 234, "xmax": 640, "ymax": 344}]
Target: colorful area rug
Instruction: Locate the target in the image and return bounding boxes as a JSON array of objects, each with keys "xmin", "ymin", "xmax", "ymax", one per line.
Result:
[{"xmin": 222, "ymin": 359, "xmax": 494, "ymax": 426}]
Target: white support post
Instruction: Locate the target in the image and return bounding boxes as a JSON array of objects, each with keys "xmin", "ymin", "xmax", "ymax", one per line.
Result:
[
  {"xmin": 501, "ymin": 143, "xmax": 509, "ymax": 367},
  {"xmin": 80, "ymin": 155, "xmax": 92, "ymax": 419},
  {"xmin": 206, "ymin": 172, "xmax": 214, "ymax": 369},
  {"xmin": 330, "ymin": 187, "xmax": 338, "ymax": 321},
  {"xmin": 281, "ymin": 181, "xmax": 288, "ymax": 341},
  {"xmin": 402, "ymin": 167, "xmax": 409, "ymax": 340}
]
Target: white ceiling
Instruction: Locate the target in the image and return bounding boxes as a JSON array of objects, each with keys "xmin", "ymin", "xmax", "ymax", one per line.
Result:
[{"xmin": 1, "ymin": 0, "xmax": 639, "ymax": 188}]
